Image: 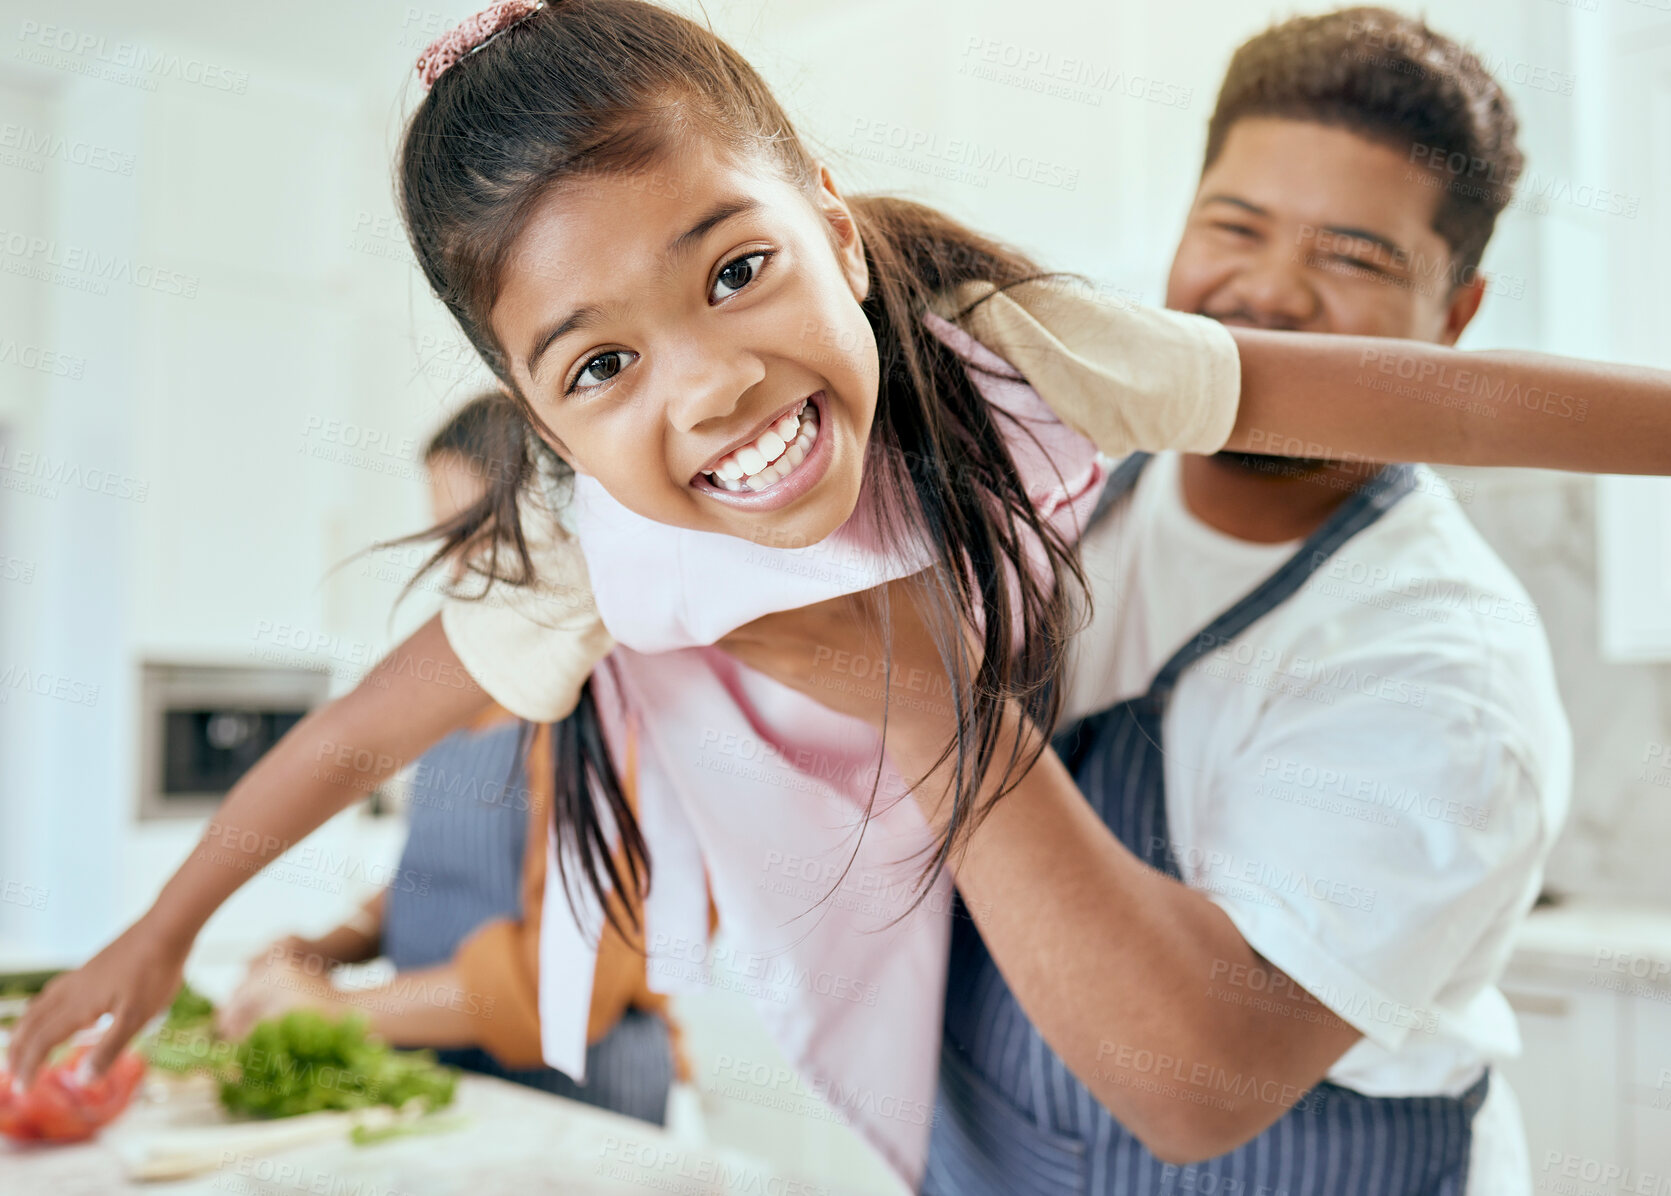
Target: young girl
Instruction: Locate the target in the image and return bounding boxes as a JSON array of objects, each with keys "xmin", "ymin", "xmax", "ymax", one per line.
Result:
[{"xmin": 10, "ymin": 0, "xmax": 1670, "ymax": 1185}]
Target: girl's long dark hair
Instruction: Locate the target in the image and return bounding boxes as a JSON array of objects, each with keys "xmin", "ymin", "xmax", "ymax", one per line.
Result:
[{"xmin": 393, "ymin": 0, "xmax": 1087, "ymax": 939}]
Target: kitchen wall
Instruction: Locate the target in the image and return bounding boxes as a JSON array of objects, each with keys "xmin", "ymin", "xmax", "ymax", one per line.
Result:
[
  {"xmin": 1438, "ymin": 0, "xmax": 1671, "ymax": 904},
  {"xmin": 1469, "ymin": 470, "xmax": 1671, "ymax": 903},
  {"xmin": 0, "ymin": 65, "xmax": 54, "ymax": 960}
]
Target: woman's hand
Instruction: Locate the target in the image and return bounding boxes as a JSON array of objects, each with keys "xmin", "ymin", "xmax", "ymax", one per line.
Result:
[
  {"xmin": 5, "ymin": 917, "xmax": 187, "ymax": 1088},
  {"xmin": 716, "ymin": 572, "xmax": 971, "ymax": 749},
  {"xmin": 216, "ymin": 954, "xmax": 343, "ymax": 1041},
  {"xmin": 263, "ymin": 933, "xmax": 322, "ymax": 964},
  {"xmin": 257, "ymin": 931, "xmax": 363, "ymax": 973}
]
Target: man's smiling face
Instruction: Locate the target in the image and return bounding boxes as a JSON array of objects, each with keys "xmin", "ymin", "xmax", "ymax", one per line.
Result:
[{"xmin": 1166, "ymin": 117, "xmax": 1484, "ymax": 344}]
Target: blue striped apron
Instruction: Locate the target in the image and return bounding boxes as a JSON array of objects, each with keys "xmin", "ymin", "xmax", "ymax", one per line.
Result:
[
  {"xmin": 385, "ymin": 721, "xmax": 673, "ymax": 1125},
  {"xmin": 924, "ymin": 453, "xmax": 1489, "ymax": 1194}
]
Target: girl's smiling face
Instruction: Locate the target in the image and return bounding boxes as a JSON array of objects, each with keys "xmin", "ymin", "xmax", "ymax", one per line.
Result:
[{"xmin": 490, "ymin": 137, "xmax": 880, "ymax": 548}]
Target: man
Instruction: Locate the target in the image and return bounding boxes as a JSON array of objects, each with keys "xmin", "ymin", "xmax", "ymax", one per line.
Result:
[{"xmin": 920, "ymin": 8, "xmax": 1567, "ymax": 1194}]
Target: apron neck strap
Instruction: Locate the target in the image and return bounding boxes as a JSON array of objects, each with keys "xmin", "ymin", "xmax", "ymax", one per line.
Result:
[{"xmin": 1140, "ymin": 461, "xmax": 1423, "ymax": 699}]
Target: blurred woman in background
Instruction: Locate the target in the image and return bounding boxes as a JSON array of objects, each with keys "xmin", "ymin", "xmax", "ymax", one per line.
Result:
[{"xmin": 218, "ymin": 392, "xmax": 683, "ymax": 1126}]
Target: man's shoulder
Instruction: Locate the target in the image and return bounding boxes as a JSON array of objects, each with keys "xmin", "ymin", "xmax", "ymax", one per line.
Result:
[
  {"xmin": 1176, "ymin": 465, "xmax": 1566, "ymax": 742},
  {"xmin": 1293, "ymin": 465, "xmax": 1546, "ymax": 652},
  {"xmin": 1132, "ymin": 456, "xmax": 1549, "ymax": 660}
]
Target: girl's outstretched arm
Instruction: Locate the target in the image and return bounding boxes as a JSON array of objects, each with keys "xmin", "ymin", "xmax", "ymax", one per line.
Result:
[
  {"xmin": 4, "ymin": 614, "xmax": 493, "ymax": 1087},
  {"xmin": 1227, "ymin": 326, "xmax": 1670, "ymax": 474},
  {"xmin": 955, "ymin": 279, "xmax": 1670, "ymax": 474}
]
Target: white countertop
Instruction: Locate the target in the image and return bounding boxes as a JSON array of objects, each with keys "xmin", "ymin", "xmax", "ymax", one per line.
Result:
[
  {"xmin": 10, "ymin": 893, "xmax": 1667, "ymax": 1196},
  {"xmin": 4, "ymin": 1071, "xmax": 864, "ymax": 1196},
  {"xmin": 1510, "ymin": 896, "xmax": 1671, "ymax": 980}
]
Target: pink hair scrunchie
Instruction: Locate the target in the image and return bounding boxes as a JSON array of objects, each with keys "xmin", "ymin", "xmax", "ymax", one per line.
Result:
[{"xmin": 416, "ymin": 0, "xmax": 545, "ymax": 90}]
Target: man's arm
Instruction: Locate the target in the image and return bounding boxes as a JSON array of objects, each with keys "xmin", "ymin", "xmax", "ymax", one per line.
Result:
[
  {"xmin": 719, "ymin": 585, "xmax": 1359, "ymax": 1158},
  {"xmin": 719, "ymin": 575, "xmax": 1554, "ymax": 1162},
  {"xmin": 899, "ymin": 711, "xmax": 1361, "ymax": 1164},
  {"xmin": 895, "ymin": 652, "xmax": 1552, "ymax": 1162},
  {"xmin": 956, "ymin": 277, "xmax": 1671, "ymax": 476},
  {"xmin": 1226, "ymin": 326, "xmax": 1670, "ymax": 474}
]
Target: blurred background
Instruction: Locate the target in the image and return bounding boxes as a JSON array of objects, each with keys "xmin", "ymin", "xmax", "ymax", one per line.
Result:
[{"xmin": 1, "ymin": 0, "xmax": 1669, "ymax": 1189}]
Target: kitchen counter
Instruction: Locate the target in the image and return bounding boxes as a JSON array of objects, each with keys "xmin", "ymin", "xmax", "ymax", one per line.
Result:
[
  {"xmin": 1510, "ymin": 895, "xmax": 1671, "ymax": 989},
  {"xmin": 4, "ymin": 1071, "xmax": 858, "ymax": 1196},
  {"xmin": 1493, "ymin": 896, "xmax": 1671, "ymax": 1181},
  {"xmin": 14, "ymin": 897, "xmax": 1659, "ymax": 1196}
]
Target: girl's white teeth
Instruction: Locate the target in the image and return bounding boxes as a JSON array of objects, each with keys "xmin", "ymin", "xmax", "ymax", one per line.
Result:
[{"xmin": 703, "ymin": 399, "xmax": 820, "ymax": 492}]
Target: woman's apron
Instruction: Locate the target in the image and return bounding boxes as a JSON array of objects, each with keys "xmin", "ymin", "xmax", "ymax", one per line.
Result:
[
  {"xmin": 924, "ymin": 453, "xmax": 1490, "ymax": 1194},
  {"xmin": 385, "ymin": 721, "xmax": 673, "ymax": 1125}
]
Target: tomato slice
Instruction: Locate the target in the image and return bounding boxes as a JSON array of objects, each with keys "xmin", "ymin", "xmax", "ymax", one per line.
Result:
[
  {"xmin": 0, "ymin": 1046, "xmax": 146, "ymax": 1142},
  {"xmin": 64, "ymin": 1050, "xmax": 144, "ymax": 1125},
  {"xmin": 0, "ymin": 1082, "xmax": 29, "ymax": 1139},
  {"xmin": 19, "ymin": 1072, "xmax": 93, "ymax": 1141}
]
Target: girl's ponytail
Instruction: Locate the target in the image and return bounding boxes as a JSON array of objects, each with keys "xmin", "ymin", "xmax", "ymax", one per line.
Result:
[{"xmin": 384, "ymin": 391, "xmax": 647, "ymax": 941}]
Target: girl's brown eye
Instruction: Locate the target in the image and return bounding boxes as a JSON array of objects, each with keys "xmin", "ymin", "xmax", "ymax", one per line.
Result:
[
  {"xmin": 570, "ymin": 349, "xmax": 634, "ymax": 394},
  {"xmin": 711, "ymin": 252, "xmax": 769, "ymax": 302}
]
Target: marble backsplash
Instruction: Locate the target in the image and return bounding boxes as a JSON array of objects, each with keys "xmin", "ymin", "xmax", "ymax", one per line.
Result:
[{"xmin": 1450, "ymin": 468, "xmax": 1671, "ymax": 904}]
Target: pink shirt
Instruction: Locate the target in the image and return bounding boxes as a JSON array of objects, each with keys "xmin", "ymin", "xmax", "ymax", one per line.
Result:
[{"xmin": 538, "ymin": 312, "xmax": 1108, "ymax": 1185}]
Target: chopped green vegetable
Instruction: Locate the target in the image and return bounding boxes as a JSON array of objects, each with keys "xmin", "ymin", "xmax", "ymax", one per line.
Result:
[
  {"xmin": 162, "ymin": 982, "xmax": 215, "ymax": 1032},
  {"xmin": 0, "ymin": 972, "xmax": 60, "ymax": 1026},
  {"xmin": 0, "ymin": 970, "xmax": 62, "ymax": 998},
  {"xmin": 140, "ymin": 982, "xmax": 233, "ymax": 1077},
  {"xmin": 219, "ymin": 1010, "xmax": 457, "ymax": 1120}
]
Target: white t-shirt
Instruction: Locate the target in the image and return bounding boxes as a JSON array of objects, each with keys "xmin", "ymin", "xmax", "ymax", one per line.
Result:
[{"xmin": 1060, "ymin": 451, "xmax": 1573, "ymax": 1099}]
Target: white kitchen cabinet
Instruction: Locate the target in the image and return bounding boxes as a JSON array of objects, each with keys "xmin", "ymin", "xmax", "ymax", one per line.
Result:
[
  {"xmin": 1498, "ymin": 973, "xmax": 1623, "ymax": 1170},
  {"xmin": 1623, "ymin": 996, "xmax": 1671, "ymax": 1176},
  {"xmin": 1500, "ymin": 901, "xmax": 1671, "ymax": 1183}
]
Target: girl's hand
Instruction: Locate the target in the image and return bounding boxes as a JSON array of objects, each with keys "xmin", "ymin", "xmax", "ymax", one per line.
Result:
[
  {"xmin": 5, "ymin": 917, "xmax": 187, "ymax": 1089},
  {"xmin": 717, "ymin": 572, "xmax": 972, "ymax": 751},
  {"xmin": 216, "ymin": 956, "xmax": 341, "ymax": 1041}
]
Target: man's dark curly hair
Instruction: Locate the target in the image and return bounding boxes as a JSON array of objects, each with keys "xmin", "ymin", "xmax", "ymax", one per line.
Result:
[{"xmin": 1205, "ymin": 6, "xmax": 1524, "ymax": 280}]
